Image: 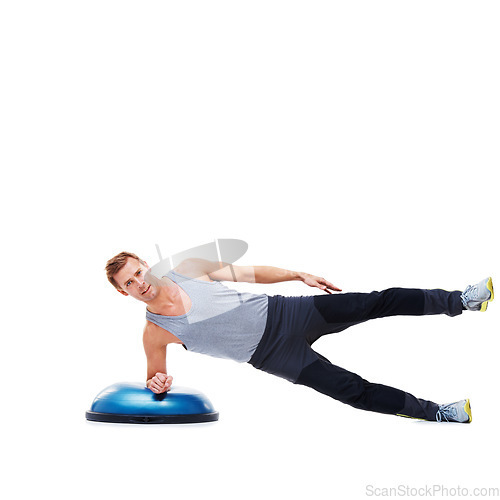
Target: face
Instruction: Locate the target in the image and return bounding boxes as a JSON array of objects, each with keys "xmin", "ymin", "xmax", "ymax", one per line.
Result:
[{"xmin": 113, "ymin": 257, "xmax": 159, "ymax": 302}]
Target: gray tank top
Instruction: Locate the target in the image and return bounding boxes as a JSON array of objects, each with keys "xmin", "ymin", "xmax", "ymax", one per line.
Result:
[{"xmin": 145, "ymin": 270, "xmax": 269, "ymax": 363}]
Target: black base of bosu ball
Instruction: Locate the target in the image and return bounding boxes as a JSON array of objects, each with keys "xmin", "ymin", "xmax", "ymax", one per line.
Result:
[{"xmin": 86, "ymin": 383, "xmax": 219, "ymax": 424}]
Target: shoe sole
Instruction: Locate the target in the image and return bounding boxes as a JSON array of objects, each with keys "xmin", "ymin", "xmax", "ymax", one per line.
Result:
[
  {"xmin": 480, "ymin": 277, "xmax": 494, "ymax": 312},
  {"xmin": 464, "ymin": 398, "xmax": 472, "ymax": 423}
]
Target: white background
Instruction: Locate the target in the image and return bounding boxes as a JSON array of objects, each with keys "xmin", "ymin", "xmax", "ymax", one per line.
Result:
[{"xmin": 1, "ymin": 1, "xmax": 499, "ymax": 499}]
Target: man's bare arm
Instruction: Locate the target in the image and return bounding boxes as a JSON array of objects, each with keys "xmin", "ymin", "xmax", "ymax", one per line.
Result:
[
  {"xmin": 249, "ymin": 266, "xmax": 303, "ymax": 283},
  {"xmin": 196, "ymin": 259, "xmax": 342, "ymax": 293},
  {"xmin": 250, "ymin": 266, "xmax": 342, "ymax": 293},
  {"xmin": 143, "ymin": 323, "xmax": 173, "ymax": 393}
]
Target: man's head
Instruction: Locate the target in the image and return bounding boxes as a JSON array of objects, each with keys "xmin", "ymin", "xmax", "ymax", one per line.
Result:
[{"xmin": 105, "ymin": 251, "xmax": 158, "ymax": 302}]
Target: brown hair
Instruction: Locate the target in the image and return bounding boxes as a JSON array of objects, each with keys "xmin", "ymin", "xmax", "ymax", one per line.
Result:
[{"xmin": 105, "ymin": 251, "xmax": 146, "ymax": 290}]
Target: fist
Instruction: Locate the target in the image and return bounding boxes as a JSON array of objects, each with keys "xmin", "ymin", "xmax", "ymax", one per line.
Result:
[{"xmin": 148, "ymin": 372, "xmax": 173, "ymax": 394}]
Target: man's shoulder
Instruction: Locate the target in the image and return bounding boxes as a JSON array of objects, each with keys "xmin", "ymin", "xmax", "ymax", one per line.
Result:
[
  {"xmin": 143, "ymin": 320, "xmax": 181, "ymax": 347},
  {"xmin": 143, "ymin": 320, "xmax": 164, "ymax": 339},
  {"xmin": 144, "ymin": 319, "xmax": 164, "ymax": 331}
]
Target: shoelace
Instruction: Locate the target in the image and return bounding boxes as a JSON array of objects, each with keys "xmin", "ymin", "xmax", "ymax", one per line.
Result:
[
  {"xmin": 436, "ymin": 403, "xmax": 458, "ymax": 423},
  {"xmin": 460, "ymin": 284, "xmax": 478, "ymax": 305}
]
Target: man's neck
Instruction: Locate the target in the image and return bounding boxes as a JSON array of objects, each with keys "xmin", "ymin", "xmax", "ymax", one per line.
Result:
[{"xmin": 146, "ymin": 278, "xmax": 181, "ymax": 314}]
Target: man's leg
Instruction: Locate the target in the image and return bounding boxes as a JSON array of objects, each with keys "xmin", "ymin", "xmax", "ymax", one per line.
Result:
[
  {"xmin": 294, "ymin": 351, "xmax": 440, "ymax": 421},
  {"xmin": 308, "ymin": 288, "xmax": 463, "ymax": 344},
  {"xmin": 251, "ymin": 293, "xmax": 477, "ymax": 422}
]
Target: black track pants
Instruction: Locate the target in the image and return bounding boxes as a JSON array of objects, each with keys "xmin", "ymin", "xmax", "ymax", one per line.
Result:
[{"xmin": 248, "ymin": 288, "xmax": 463, "ymax": 421}]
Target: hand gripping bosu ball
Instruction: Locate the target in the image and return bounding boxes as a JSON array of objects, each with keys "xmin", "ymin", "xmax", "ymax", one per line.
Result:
[{"xmin": 86, "ymin": 383, "xmax": 219, "ymax": 424}]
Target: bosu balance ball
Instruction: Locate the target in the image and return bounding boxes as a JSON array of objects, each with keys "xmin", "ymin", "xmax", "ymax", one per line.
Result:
[{"xmin": 86, "ymin": 382, "xmax": 219, "ymax": 424}]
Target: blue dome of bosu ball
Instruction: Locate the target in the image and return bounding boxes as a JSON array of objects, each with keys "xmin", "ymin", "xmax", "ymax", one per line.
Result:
[{"xmin": 86, "ymin": 383, "xmax": 219, "ymax": 424}]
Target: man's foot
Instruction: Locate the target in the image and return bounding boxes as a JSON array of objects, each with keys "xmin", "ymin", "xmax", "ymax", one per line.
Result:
[
  {"xmin": 436, "ymin": 399, "xmax": 472, "ymax": 423},
  {"xmin": 461, "ymin": 277, "xmax": 494, "ymax": 311}
]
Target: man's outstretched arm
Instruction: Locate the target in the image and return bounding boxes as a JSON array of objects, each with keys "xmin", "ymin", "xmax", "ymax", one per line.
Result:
[
  {"xmin": 247, "ymin": 266, "xmax": 342, "ymax": 293},
  {"xmin": 198, "ymin": 259, "xmax": 342, "ymax": 293}
]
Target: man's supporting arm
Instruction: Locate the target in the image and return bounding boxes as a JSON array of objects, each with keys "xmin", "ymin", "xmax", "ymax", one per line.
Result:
[{"xmin": 143, "ymin": 323, "xmax": 173, "ymax": 393}]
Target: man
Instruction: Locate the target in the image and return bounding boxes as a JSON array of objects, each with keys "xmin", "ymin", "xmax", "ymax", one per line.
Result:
[{"xmin": 105, "ymin": 251, "xmax": 494, "ymax": 423}]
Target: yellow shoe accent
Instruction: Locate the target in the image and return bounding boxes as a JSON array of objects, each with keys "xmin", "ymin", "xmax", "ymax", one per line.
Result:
[
  {"xmin": 480, "ymin": 277, "xmax": 494, "ymax": 312},
  {"xmin": 464, "ymin": 399, "xmax": 472, "ymax": 423},
  {"xmin": 487, "ymin": 277, "xmax": 494, "ymax": 301}
]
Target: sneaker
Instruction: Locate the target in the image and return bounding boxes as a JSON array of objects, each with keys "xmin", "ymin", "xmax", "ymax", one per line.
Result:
[
  {"xmin": 461, "ymin": 277, "xmax": 494, "ymax": 311},
  {"xmin": 436, "ymin": 399, "xmax": 472, "ymax": 423}
]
